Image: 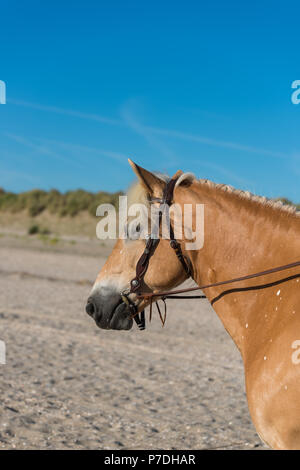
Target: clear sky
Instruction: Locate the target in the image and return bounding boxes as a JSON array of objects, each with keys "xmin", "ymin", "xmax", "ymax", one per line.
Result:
[{"xmin": 0, "ymin": 0, "xmax": 299, "ymax": 201}]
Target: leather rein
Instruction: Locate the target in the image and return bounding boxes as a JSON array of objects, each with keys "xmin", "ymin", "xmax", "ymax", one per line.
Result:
[{"xmin": 120, "ymin": 176, "xmax": 300, "ymax": 330}]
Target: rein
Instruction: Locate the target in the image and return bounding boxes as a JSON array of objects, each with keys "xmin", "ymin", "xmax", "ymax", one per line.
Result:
[
  {"xmin": 121, "ymin": 177, "xmax": 300, "ymax": 330},
  {"xmin": 138, "ymin": 260, "xmax": 300, "ymax": 301}
]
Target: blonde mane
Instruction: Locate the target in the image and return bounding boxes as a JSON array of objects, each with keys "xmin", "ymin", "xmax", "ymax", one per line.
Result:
[
  {"xmin": 197, "ymin": 178, "xmax": 299, "ymax": 217},
  {"xmin": 127, "ymin": 172, "xmax": 299, "ymax": 217}
]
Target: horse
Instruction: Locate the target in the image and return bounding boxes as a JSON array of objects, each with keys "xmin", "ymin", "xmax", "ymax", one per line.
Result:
[{"xmin": 86, "ymin": 159, "xmax": 300, "ymax": 449}]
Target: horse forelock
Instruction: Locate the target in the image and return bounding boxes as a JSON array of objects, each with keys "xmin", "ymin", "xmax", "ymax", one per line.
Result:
[
  {"xmin": 127, "ymin": 172, "xmax": 170, "ymax": 207},
  {"xmin": 127, "ymin": 181, "xmax": 150, "ymax": 208}
]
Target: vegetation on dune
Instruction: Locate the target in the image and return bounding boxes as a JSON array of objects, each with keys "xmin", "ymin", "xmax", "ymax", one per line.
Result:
[
  {"xmin": 28, "ymin": 223, "xmax": 51, "ymax": 235},
  {"xmin": 0, "ymin": 188, "xmax": 123, "ymax": 217},
  {"xmin": 0, "ymin": 188, "xmax": 298, "ymax": 218}
]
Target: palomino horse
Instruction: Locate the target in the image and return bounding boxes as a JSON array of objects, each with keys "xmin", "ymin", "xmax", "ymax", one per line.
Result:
[{"xmin": 86, "ymin": 160, "xmax": 300, "ymax": 449}]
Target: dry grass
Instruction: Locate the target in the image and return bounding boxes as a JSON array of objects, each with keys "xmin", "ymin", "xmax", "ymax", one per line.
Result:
[{"xmin": 0, "ymin": 210, "xmax": 98, "ymax": 238}]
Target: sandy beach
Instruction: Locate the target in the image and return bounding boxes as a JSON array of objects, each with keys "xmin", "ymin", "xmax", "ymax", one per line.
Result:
[{"xmin": 0, "ymin": 234, "xmax": 267, "ymax": 449}]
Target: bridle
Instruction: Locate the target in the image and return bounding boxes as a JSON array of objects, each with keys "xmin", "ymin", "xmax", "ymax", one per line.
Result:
[
  {"xmin": 121, "ymin": 176, "xmax": 194, "ymax": 329},
  {"xmin": 120, "ymin": 177, "xmax": 300, "ymax": 331}
]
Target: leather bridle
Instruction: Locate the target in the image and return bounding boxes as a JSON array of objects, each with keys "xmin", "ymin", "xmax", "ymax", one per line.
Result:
[
  {"xmin": 120, "ymin": 176, "xmax": 194, "ymax": 329},
  {"xmin": 120, "ymin": 177, "xmax": 300, "ymax": 331}
]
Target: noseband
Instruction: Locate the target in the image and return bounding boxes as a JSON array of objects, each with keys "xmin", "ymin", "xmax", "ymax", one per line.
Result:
[{"xmin": 121, "ymin": 176, "xmax": 193, "ymax": 330}]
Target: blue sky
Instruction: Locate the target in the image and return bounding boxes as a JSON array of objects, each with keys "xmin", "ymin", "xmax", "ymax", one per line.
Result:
[{"xmin": 0, "ymin": 0, "xmax": 300, "ymax": 201}]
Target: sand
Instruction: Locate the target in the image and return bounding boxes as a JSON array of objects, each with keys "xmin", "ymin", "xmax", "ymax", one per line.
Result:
[{"xmin": 0, "ymin": 234, "xmax": 266, "ymax": 449}]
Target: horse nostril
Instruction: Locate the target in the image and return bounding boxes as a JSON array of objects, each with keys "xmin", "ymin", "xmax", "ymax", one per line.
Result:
[{"xmin": 86, "ymin": 301, "xmax": 96, "ymax": 317}]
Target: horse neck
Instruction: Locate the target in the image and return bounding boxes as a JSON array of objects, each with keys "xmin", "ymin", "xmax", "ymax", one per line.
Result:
[{"xmin": 178, "ymin": 181, "xmax": 299, "ymax": 355}]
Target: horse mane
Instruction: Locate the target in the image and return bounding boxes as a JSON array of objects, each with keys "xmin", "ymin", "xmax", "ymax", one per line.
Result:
[
  {"xmin": 197, "ymin": 178, "xmax": 299, "ymax": 217},
  {"xmin": 179, "ymin": 173, "xmax": 300, "ymax": 218},
  {"xmin": 128, "ymin": 171, "xmax": 299, "ymax": 217}
]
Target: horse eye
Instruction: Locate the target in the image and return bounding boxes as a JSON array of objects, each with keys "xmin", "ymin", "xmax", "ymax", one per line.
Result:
[
  {"xmin": 124, "ymin": 224, "xmax": 129, "ymax": 237},
  {"xmin": 125, "ymin": 222, "xmax": 142, "ymax": 240}
]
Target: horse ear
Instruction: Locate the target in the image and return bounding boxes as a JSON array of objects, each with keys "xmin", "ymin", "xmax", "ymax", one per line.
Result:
[
  {"xmin": 175, "ymin": 172, "xmax": 195, "ymax": 188},
  {"xmin": 171, "ymin": 170, "xmax": 184, "ymax": 180},
  {"xmin": 128, "ymin": 159, "xmax": 166, "ymax": 195}
]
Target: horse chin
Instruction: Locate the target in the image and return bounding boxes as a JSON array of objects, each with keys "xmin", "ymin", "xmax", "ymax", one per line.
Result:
[{"xmin": 96, "ymin": 302, "xmax": 133, "ymax": 331}]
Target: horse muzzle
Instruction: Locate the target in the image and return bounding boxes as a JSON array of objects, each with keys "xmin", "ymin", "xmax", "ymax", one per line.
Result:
[{"xmin": 85, "ymin": 290, "xmax": 133, "ymax": 330}]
